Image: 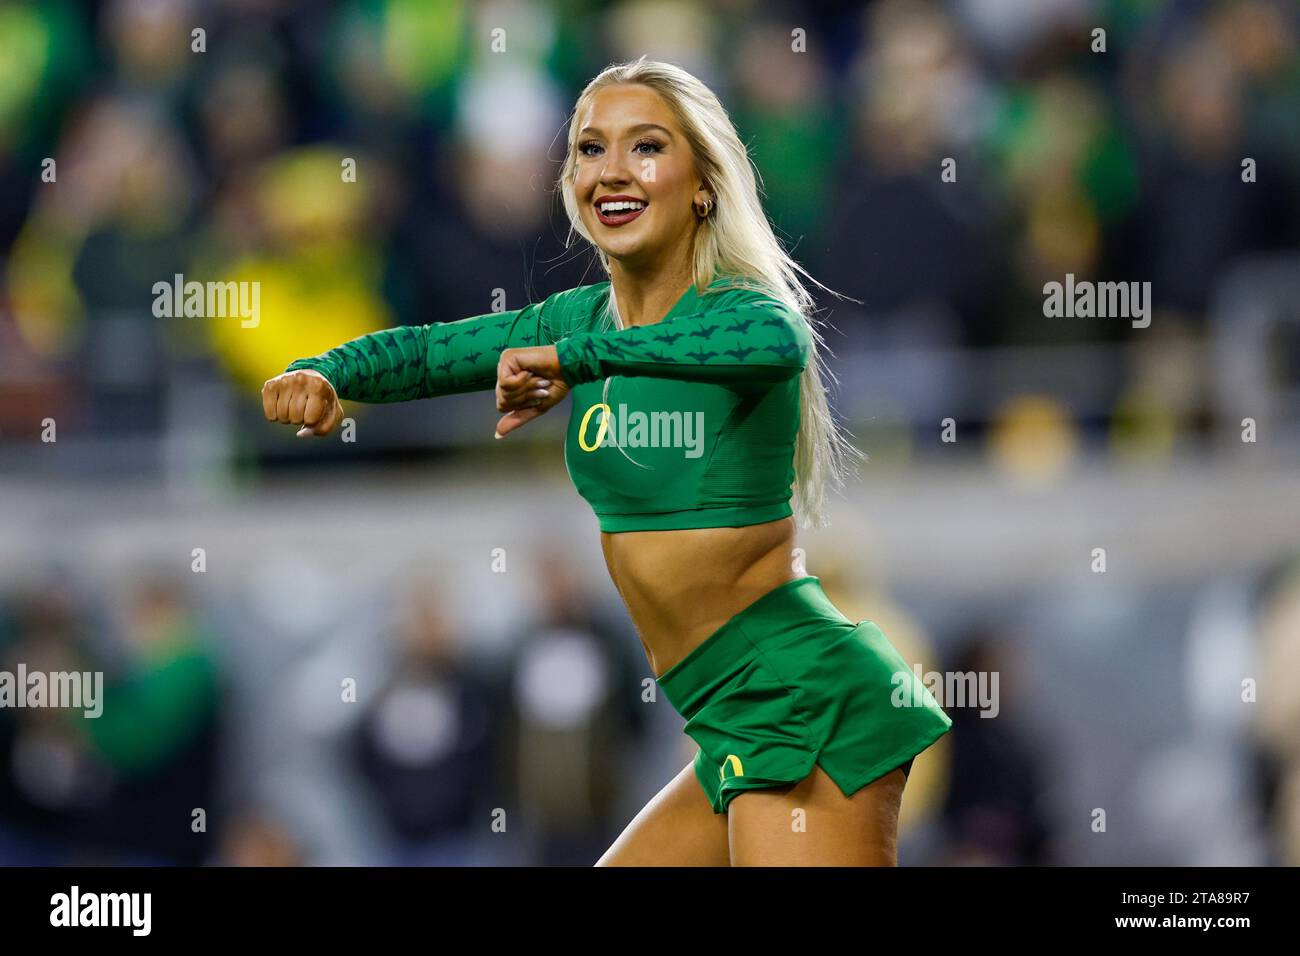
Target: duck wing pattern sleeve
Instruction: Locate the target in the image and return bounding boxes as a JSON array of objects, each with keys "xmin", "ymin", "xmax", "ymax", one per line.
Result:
[
  {"xmin": 283, "ymin": 298, "xmax": 569, "ymax": 402},
  {"xmin": 554, "ymin": 288, "xmax": 811, "ymax": 386}
]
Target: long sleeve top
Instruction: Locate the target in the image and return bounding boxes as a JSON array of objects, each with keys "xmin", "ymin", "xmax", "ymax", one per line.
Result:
[{"xmin": 284, "ymin": 276, "xmax": 811, "ymax": 531}]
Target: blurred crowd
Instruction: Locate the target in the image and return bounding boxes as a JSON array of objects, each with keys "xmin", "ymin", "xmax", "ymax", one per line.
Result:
[
  {"xmin": 0, "ymin": 0, "xmax": 1297, "ymax": 456},
  {"xmin": 0, "ymin": 553, "xmax": 655, "ymax": 866}
]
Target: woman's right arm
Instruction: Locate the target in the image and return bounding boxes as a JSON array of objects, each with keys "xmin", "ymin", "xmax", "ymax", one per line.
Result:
[
  {"xmin": 263, "ymin": 301, "xmax": 556, "ymax": 436},
  {"xmin": 285, "ymin": 302, "xmax": 555, "ymax": 402}
]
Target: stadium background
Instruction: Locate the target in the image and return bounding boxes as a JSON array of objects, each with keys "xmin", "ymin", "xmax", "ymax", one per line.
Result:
[{"xmin": 1, "ymin": 0, "xmax": 1299, "ymax": 866}]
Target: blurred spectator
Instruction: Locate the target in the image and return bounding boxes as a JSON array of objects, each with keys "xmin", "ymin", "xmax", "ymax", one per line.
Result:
[
  {"xmin": 0, "ymin": 581, "xmax": 101, "ymax": 864},
  {"xmin": 350, "ymin": 577, "xmax": 499, "ymax": 866},
  {"xmin": 78, "ymin": 575, "xmax": 222, "ymax": 865},
  {"xmin": 499, "ymin": 554, "xmax": 650, "ymax": 866},
  {"xmin": 815, "ymin": 0, "xmax": 998, "ymax": 347},
  {"xmin": 937, "ymin": 628, "xmax": 1052, "ymax": 865},
  {"xmin": 0, "ymin": 571, "xmax": 221, "ymax": 866},
  {"xmin": 1117, "ymin": 21, "xmax": 1300, "ymax": 319}
]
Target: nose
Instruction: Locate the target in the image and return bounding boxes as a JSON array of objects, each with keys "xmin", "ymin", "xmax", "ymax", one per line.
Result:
[{"xmin": 599, "ymin": 149, "xmax": 634, "ymax": 188}]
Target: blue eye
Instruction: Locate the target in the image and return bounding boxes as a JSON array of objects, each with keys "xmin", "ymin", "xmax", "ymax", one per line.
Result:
[
  {"xmin": 579, "ymin": 141, "xmax": 603, "ymax": 157},
  {"xmin": 634, "ymin": 140, "xmax": 663, "ymax": 155}
]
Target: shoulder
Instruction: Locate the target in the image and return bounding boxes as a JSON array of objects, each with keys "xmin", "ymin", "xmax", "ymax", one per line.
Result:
[
  {"xmin": 699, "ymin": 276, "xmax": 798, "ymax": 314},
  {"xmin": 696, "ymin": 277, "xmax": 810, "ymax": 340}
]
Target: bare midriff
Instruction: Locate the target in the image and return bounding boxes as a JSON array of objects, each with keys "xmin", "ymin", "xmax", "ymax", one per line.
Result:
[{"xmin": 600, "ymin": 516, "xmax": 799, "ymax": 678}]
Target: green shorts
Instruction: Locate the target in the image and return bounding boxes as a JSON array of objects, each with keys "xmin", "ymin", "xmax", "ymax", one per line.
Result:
[{"xmin": 656, "ymin": 576, "xmax": 952, "ymax": 815}]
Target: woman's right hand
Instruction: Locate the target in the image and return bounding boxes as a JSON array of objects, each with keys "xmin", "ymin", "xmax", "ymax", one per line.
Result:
[
  {"xmin": 494, "ymin": 346, "xmax": 569, "ymax": 439},
  {"xmin": 262, "ymin": 369, "xmax": 345, "ymax": 437}
]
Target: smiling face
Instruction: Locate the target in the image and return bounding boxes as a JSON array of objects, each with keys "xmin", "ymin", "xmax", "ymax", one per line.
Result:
[{"xmin": 572, "ymin": 83, "xmax": 710, "ymax": 271}]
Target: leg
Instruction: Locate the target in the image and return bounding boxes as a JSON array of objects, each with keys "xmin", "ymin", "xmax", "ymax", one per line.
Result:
[
  {"xmin": 596, "ymin": 759, "xmax": 731, "ymax": 866},
  {"xmin": 727, "ymin": 762, "xmax": 908, "ymax": 866}
]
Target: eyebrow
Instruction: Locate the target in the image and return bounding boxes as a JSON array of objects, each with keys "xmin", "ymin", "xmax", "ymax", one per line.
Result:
[{"xmin": 578, "ymin": 123, "xmax": 675, "ymax": 139}]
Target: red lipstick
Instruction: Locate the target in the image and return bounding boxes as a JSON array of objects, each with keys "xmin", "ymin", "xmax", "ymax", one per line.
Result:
[{"xmin": 594, "ymin": 194, "xmax": 648, "ymax": 227}]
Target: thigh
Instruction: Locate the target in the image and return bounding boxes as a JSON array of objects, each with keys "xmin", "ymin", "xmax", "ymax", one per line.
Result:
[
  {"xmin": 728, "ymin": 762, "xmax": 907, "ymax": 866},
  {"xmin": 596, "ymin": 759, "xmax": 731, "ymax": 867}
]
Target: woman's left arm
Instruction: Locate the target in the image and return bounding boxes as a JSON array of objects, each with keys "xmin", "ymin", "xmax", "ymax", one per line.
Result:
[{"xmin": 552, "ymin": 290, "xmax": 812, "ymax": 387}]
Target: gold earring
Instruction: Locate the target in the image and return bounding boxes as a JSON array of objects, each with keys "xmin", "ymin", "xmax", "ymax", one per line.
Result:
[{"xmin": 697, "ymin": 198, "xmax": 713, "ymax": 218}]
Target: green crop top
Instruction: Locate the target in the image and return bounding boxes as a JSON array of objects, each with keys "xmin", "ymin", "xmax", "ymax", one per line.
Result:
[{"xmin": 283, "ymin": 276, "xmax": 812, "ymax": 532}]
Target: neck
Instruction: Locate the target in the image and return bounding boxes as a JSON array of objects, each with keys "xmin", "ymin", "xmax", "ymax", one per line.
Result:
[{"xmin": 608, "ymin": 253, "xmax": 696, "ymax": 328}]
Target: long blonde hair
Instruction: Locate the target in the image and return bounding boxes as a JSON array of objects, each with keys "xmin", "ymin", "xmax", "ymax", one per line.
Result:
[{"xmin": 557, "ymin": 57, "xmax": 860, "ymax": 527}]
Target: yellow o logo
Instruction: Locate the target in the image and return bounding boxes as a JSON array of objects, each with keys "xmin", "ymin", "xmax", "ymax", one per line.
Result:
[
  {"xmin": 578, "ymin": 402, "xmax": 610, "ymax": 452},
  {"xmin": 719, "ymin": 754, "xmax": 745, "ymax": 780}
]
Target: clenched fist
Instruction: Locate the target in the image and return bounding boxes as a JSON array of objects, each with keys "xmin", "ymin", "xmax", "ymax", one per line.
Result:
[
  {"xmin": 495, "ymin": 345, "xmax": 569, "ymax": 439},
  {"xmin": 262, "ymin": 369, "xmax": 345, "ymax": 437}
]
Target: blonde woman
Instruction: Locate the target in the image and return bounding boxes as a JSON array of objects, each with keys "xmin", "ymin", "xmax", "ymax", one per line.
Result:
[{"xmin": 263, "ymin": 58, "xmax": 951, "ymax": 866}]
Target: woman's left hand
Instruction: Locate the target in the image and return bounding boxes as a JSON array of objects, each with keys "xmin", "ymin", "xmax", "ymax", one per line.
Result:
[{"xmin": 495, "ymin": 345, "xmax": 570, "ymax": 438}]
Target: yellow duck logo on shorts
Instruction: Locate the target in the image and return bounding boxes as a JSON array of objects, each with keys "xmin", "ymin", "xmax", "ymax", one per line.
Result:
[{"xmin": 719, "ymin": 754, "xmax": 745, "ymax": 781}]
